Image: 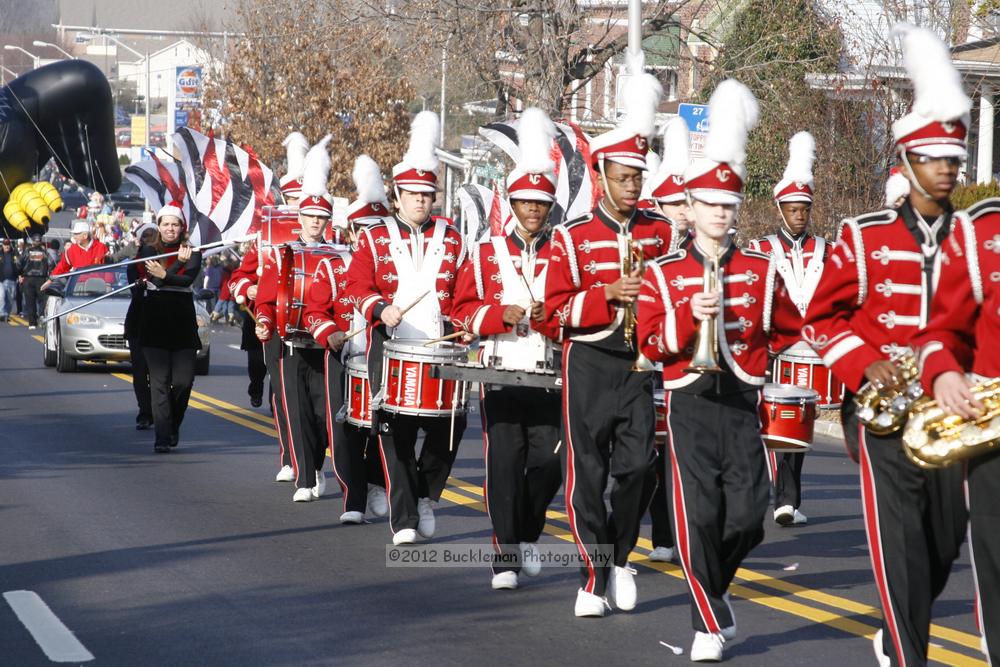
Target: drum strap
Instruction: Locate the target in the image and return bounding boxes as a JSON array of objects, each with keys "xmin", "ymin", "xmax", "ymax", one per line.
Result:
[
  {"xmin": 385, "ymin": 219, "xmax": 446, "ymax": 339},
  {"xmin": 485, "ymin": 237, "xmax": 550, "ymax": 370},
  {"xmin": 766, "ymin": 235, "xmax": 825, "ymax": 317}
]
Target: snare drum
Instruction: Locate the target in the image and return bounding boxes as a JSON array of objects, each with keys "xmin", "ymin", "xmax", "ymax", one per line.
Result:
[
  {"xmin": 381, "ymin": 340, "xmax": 469, "ymax": 417},
  {"xmin": 276, "ymin": 245, "xmax": 344, "ymax": 341},
  {"xmin": 759, "ymin": 383, "xmax": 819, "ymax": 452},
  {"xmin": 654, "ymin": 390, "xmax": 667, "ymax": 444},
  {"xmin": 773, "ymin": 341, "xmax": 845, "ymax": 409},
  {"xmin": 345, "ymin": 355, "xmax": 372, "ymax": 427}
]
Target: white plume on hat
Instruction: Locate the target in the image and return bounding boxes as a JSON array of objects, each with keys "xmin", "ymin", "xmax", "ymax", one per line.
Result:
[
  {"xmin": 282, "ymin": 132, "xmax": 310, "ymax": 180},
  {"xmin": 352, "ymin": 155, "xmax": 388, "ymax": 205},
  {"xmin": 781, "ymin": 131, "xmax": 816, "ymax": 186},
  {"xmin": 640, "ymin": 152, "xmax": 662, "ymax": 199},
  {"xmin": 885, "ymin": 169, "xmax": 911, "ymax": 207},
  {"xmin": 704, "ymin": 79, "xmax": 759, "ymax": 168},
  {"xmin": 892, "ymin": 22, "xmax": 971, "ymax": 122},
  {"xmin": 516, "ymin": 107, "xmax": 557, "ymax": 174},
  {"xmin": 620, "ymin": 61, "xmax": 663, "ymax": 140},
  {"xmin": 403, "ymin": 111, "xmax": 441, "ymax": 172},
  {"xmin": 659, "ymin": 116, "xmax": 690, "ymax": 177},
  {"xmin": 300, "ymin": 134, "xmax": 332, "ymax": 198}
]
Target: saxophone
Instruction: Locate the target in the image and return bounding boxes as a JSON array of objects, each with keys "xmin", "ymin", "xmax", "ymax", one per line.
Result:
[
  {"xmin": 853, "ymin": 349, "xmax": 924, "ymax": 435},
  {"xmin": 902, "ymin": 377, "xmax": 1000, "ymax": 468}
]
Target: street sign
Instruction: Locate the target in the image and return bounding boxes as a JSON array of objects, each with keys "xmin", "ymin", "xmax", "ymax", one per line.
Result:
[
  {"xmin": 174, "ymin": 110, "xmax": 189, "ymax": 130},
  {"xmin": 678, "ymin": 103, "xmax": 709, "ymax": 159},
  {"xmin": 677, "ymin": 103, "xmax": 709, "ymax": 133}
]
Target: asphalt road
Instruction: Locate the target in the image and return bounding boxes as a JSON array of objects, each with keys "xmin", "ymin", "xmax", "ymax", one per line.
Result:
[{"xmin": 0, "ymin": 317, "xmax": 986, "ymax": 666}]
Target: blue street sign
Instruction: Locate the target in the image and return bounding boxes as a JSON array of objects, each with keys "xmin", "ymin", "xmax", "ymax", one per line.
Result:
[
  {"xmin": 677, "ymin": 103, "xmax": 709, "ymax": 133},
  {"xmin": 174, "ymin": 110, "xmax": 189, "ymax": 130}
]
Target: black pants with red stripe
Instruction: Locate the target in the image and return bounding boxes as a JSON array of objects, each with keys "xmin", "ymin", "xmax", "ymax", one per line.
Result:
[
  {"xmin": 561, "ymin": 342, "xmax": 656, "ymax": 595},
  {"xmin": 264, "ymin": 336, "xmax": 293, "ymax": 469},
  {"xmin": 857, "ymin": 422, "xmax": 966, "ymax": 666},
  {"xmin": 481, "ymin": 386, "xmax": 562, "ymax": 574},
  {"xmin": 665, "ymin": 389, "xmax": 768, "ymax": 634},
  {"xmin": 323, "ymin": 350, "xmax": 372, "ymax": 513},
  {"xmin": 969, "ymin": 450, "xmax": 1000, "ymax": 663},
  {"xmin": 280, "ymin": 345, "xmax": 328, "ymax": 490},
  {"xmin": 648, "ymin": 442, "xmax": 675, "ymax": 549},
  {"xmin": 773, "ymin": 452, "xmax": 805, "ymax": 509}
]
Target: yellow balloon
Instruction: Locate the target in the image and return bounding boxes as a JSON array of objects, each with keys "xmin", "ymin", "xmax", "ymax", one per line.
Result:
[
  {"xmin": 33, "ymin": 182, "xmax": 63, "ymax": 212},
  {"xmin": 3, "ymin": 201, "xmax": 30, "ymax": 232}
]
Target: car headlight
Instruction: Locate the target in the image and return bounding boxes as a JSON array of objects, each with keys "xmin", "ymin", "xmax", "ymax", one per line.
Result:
[
  {"xmin": 196, "ymin": 315, "xmax": 208, "ymax": 328},
  {"xmin": 65, "ymin": 312, "xmax": 102, "ymax": 327}
]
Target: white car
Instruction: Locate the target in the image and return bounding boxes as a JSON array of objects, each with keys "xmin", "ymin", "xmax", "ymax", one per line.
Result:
[{"xmin": 43, "ymin": 265, "xmax": 212, "ymax": 374}]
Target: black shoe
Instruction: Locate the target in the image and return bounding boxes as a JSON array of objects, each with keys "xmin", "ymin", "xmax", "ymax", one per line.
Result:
[
  {"xmin": 250, "ymin": 395, "xmax": 263, "ymax": 408},
  {"xmin": 154, "ymin": 442, "xmax": 170, "ymax": 453},
  {"xmin": 136, "ymin": 418, "xmax": 153, "ymax": 431},
  {"xmin": 169, "ymin": 433, "xmax": 179, "ymax": 448}
]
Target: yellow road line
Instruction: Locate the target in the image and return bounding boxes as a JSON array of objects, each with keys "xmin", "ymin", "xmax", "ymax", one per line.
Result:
[
  {"xmin": 23, "ymin": 331, "xmax": 986, "ymax": 664},
  {"xmin": 10, "ymin": 314, "xmax": 27, "ymax": 326},
  {"xmin": 445, "ymin": 475, "xmax": 985, "ymax": 662},
  {"xmin": 187, "ymin": 389, "xmax": 274, "ymax": 426}
]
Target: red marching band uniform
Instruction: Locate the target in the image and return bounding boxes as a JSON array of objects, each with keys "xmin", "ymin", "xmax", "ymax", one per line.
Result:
[
  {"xmin": 915, "ymin": 198, "xmax": 1000, "ymax": 664},
  {"xmin": 802, "ymin": 24, "xmax": 970, "ymax": 666},
  {"xmin": 451, "ymin": 107, "xmax": 564, "ymax": 589},
  {"xmin": 748, "ymin": 131, "xmax": 831, "ymax": 526},
  {"xmin": 544, "ymin": 65, "xmax": 674, "ymax": 617},
  {"xmin": 345, "ymin": 111, "xmax": 468, "ymax": 545}
]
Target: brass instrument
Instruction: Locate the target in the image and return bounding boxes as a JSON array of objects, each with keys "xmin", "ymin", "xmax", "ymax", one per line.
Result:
[
  {"xmin": 902, "ymin": 377, "xmax": 1000, "ymax": 468},
  {"xmin": 684, "ymin": 240, "xmax": 723, "ymax": 375},
  {"xmin": 853, "ymin": 349, "xmax": 923, "ymax": 435},
  {"xmin": 622, "ymin": 238, "xmax": 644, "ymax": 351}
]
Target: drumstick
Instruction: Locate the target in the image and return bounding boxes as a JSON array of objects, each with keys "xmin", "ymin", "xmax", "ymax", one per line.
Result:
[
  {"xmin": 423, "ymin": 330, "xmax": 471, "ymax": 346},
  {"xmin": 519, "ymin": 271, "xmax": 536, "ymax": 302},
  {"xmin": 344, "ymin": 290, "xmax": 433, "ymax": 341},
  {"xmin": 240, "ymin": 304, "xmax": 262, "ymax": 327}
]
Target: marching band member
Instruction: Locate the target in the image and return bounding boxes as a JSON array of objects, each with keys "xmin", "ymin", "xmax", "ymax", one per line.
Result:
[
  {"xmin": 255, "ymin": 137, "xmax": 334, "ymax": 503},
  {"xmin": 642, "ymin": 114, "xmax": 695, "ymax": 563},
  {"xmin": 452, "ymin": 108, "xmax": 563, "ymax": 591},
  {"xmin": 637, "ymin": 79, "xmax": 798, "ymax": 662},
  {"xmin": 914, "ymin": 196, "xmax": 1000, "ymax": 664},
  {"xmin": 802, "ymin": 24, "xmax": 969, "ymax": 666},
  {"xmin": 230, "ymin": 131, "xmax": 308, "ymax": 482},
  {"xmin": 345, "ymin": 111, "xmax": 468, "ymax": 546},
  {"xmin": 137, "ymin": 202, "xmax": 203, "ymax": 453},
  {"xmin": 647, "ymin": 116, "xmax": 693, "ymax": 252},
  {"xmin": 545, "ymin": 59, "xmax": 673, "ymax": 617},
  {"xmin": 748, "ymin": 131, "xmax": 826, "ymax": 526},
  {"xmin": 304, "ymin": 155, "xmax": 391, "ymax": 524}
]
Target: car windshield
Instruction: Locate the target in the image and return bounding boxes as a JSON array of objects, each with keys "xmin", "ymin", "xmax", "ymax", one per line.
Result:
[{"xmin": 66, "ymin": 266, "xmax": 132, "ymax": 298}]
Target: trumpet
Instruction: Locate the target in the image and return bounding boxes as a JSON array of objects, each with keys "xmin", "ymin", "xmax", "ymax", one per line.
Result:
[
  {"xmin": 853, "ymin": 349, "xmax": 923, "ymax": 435},
  {"xmin": 622, "ymin": 239, "xmax": 644, "ymax": 352},
  {"xmin": 684, "ymin": 240, "xmax": 723, "ymax": 375},
  {"xmin": 902, "ymin": 377, "xmax": 1000, "ymax": 468}
]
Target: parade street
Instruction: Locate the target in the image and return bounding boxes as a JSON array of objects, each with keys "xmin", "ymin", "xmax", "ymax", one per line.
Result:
[{"xmin": 0, "ymin": 317, "xmax": 985, "ymax": 666}]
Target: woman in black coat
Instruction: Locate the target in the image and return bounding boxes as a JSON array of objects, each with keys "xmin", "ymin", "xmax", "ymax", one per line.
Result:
[
  {"xmin": 138, "ymin": 204, "xmax": 202, "ymax": 453},
  {"xmin": 125, "ymin": 222, "xmax": 160, "ymax": 430}
]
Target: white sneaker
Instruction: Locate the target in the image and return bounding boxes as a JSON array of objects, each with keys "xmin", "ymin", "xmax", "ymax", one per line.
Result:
[
  {"xmin": 607, "ymin": 565, "xmax": 637, "ymax": 611},
  {"xmin": 690, "ymin": 631, "xmax": 725, "ymax": 662},
  {"xmin": 293, "ymin": 487, "xmax": 314, "ymax": 502},
  {"xmin": 339, "ymin": 511, "xmax": 364, "ymax": 525},
  {"xmin": 312, "ymin": 471, "xmax": 327, "ymax": 498},
  {"xmin": 649, "ymin": 546, "xmax": 675, "ymax": 562},
  {"xmin": 872, "ymin": 629, "xmax": 891, "ymax": 667},
  {"xmin": 392, "ymin": 528, "xmax": 418, "ymax": 545},
  {"xmin": 417, "ymin": 497, "xmax": 436, "ymax": 538},
  {"xmin": 792, "ymin": 509, "xmax": 808, "ymax": 525},
  {"xmin": 774, "ymin": 504, "xmax": 795, "ymax": 526},
  {"xmin": 491, "ymin": 571, "xmax": 518, "ymax": 590},
  {"xmin": 367, "ymin": 484, "xmax": 388, "ymax": 517},
  {"xmin": 721, "ymin": 592, "xmax": 737, "ymax": 640},
  {"xmin": 573, "ymin": 589, "xmax": 608, "ymax": 618},
  {"xmin": 520, "ymin": 542, "xmax": 541, "ymax": 577},
  {"xmin": 275, "ymin": 465, "xmax": 295, "ymax": 482}
]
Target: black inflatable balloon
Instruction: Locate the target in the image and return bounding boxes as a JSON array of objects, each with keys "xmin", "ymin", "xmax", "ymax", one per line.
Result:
[{"xmin": 0, "ymin": 60, "xmax": 121, "ymax": 237}]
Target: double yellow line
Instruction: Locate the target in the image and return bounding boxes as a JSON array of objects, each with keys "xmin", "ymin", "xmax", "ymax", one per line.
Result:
[{"xmin": 16, "ymin": 324, "xmax": 987, "ymax": 665}]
